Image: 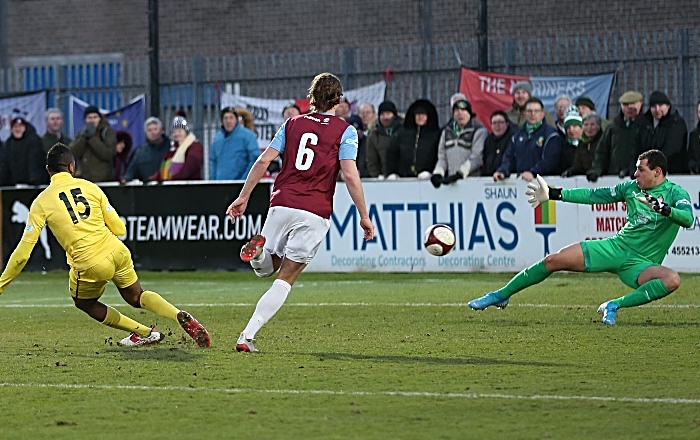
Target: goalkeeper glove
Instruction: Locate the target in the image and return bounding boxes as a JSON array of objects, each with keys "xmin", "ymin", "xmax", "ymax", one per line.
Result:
[
  {"xmin": 636, "ymin": 190, "xmax": 671, "ymax": 216},
  {"xmin": 525, "ymin": 175, "xmax": 562, "ymax": 208}
]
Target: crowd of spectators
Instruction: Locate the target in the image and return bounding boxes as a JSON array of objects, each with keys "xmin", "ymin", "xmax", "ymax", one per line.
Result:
[
  {"xmin": 340, "ymin": 84, "xmax": 696, "ymax": 186},
  {"xmin": 1, "ymin": 83, "xmax": 698, "ymax": 188}
]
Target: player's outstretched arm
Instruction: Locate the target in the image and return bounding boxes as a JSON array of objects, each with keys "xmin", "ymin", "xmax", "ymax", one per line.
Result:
[
  {"xmin": 226, "ymin": 146, "xmax": 279, "ymax": 221},
  {"xmin": 340, "ymin": 159, "xmax": 374, "ymax": 241},
  {"xmin": 525, "ymin": 175, "xmax": 562, "ymax": 208},
  {"xmin": 0, "ymin": 240, "xmax": 36, "ymax": 294},
  {"xmin": 0, "ymin": 206, "xmax": 45, "ymax": 294}
]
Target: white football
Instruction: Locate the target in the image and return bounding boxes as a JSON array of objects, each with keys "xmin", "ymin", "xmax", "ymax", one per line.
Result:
[{"xmin": 423, "ymin": 224, "xmax": 456, "ymax": 256}]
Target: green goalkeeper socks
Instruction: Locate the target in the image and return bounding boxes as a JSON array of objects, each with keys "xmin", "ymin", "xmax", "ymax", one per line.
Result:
[
  {"xmin": 610, "ymin": 278, "xmax": 671, "ymax": 308},
  {"xmin": 499, "ymin": 260, "xmax": 552, "ymax": 298}
]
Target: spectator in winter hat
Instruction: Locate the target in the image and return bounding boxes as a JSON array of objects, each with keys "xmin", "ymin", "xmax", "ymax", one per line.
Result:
[
  {"xmin": 366, "ymin": 100, "xmax": 403, "ymax": 178},
  {"xmin": 69, "ymin": 105, "xmax": 117, "ymax": 182},
  {"xmin": 0, "ymin": 110, "xmax": 47, "ymax": 185},
  {"xmin": 576, "ymin": 96, "xmax": 610, "ymax": 132},
  {"xmin": 688, "ymin": 100, "xmax": 700, "ymax": 174},
  {"xmin": 506, "ymin": 81, "xmax": 555, "ymax": 127},
  {"xmin": 450, "ymin": 93, "xmax": 468, "ymax": 107},
  {"xmin": 561, "ymin": 111, "xmax": 604, "ymax": 177},
  {"xmin": 633, "ymin": 91, "xmax": 688, "ymax": 174},
  {"xmin": 559, "ymin": 107, "xmax": 584, "ymax": 176},
  {"xmin": 441, "ymin": 92, "xmax": 469, "ymax": 131},
  {"xmin": 575, "ymin": 96, "xmax": 596, "ymax": 115},
  {"xmin": 386, "ymin": 99, "xmax": 441, "ymax": 179},
  {"xmin": 150, "ymin": 110, "xmax": 203, "ymax": 181},
  {"xmin": 431, "ymin": 99, "xmax": 487, "ymax": 188}
]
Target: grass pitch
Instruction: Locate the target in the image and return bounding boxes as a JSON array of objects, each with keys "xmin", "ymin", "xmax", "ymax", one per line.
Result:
[{"xmin": 0, "ymin": 271, "xmax": 699, "ymax": 439}]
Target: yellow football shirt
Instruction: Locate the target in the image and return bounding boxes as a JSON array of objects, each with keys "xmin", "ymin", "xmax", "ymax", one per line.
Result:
[{"xmin": 0, "ymin": 172, "xmax": 126, "ymax": 292}]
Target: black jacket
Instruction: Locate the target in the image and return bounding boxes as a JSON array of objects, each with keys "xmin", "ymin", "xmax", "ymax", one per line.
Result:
[
  {"xmin": 386, "ymin": 99, "xmax": 441, "ymax": 177},
  {"xmin": 482, "ymin": 122, "xmax": 516, "ymax": 176},
  {"xmin": 0, "ymin": 123, "xmax": 48, "ymax": 186},
  {"xmin": 634, "ymin": 108, "xmax": 688, "ymax": 174},
  {"xmin": 687, "ymin": 122, "xmax": 700, "ymax": 174},
  {"xmin": 590, "ymin": 111, "xmax": 641, "ymax": 177}
]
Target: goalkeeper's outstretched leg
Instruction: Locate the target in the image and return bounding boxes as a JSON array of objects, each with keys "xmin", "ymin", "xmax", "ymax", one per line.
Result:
[
  {"xmin": 472, "ymin": 150, "xmax": 694, "ymax": 325},
  {"xmin": 469, "ymin": 243, "xmax": 585, "ymax": 310}
]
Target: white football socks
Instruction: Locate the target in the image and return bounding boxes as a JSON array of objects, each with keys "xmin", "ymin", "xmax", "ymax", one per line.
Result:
[
  {"xmin": 251, "ymin": 248, "xmax": 275, "ymax": 277},
  {"xmin": 242, "ymin": 279, "xmax": 291, "ymax": 339}
]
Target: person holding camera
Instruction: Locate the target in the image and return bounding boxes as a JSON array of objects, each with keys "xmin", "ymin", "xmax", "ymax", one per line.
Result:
[{"xmin": 69, "ymin": 105, "xmax": 117, "ymax": 182}]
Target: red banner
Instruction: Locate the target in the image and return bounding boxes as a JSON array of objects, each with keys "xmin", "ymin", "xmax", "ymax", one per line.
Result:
[{"xmin": 459, "ymin": 68, "xmax": 528, "ymax": 130}]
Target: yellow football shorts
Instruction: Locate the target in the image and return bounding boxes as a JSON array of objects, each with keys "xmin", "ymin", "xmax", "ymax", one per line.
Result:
[{"xmin": 69, "ymin": 243, "xmax": 138, "ymax": 299}]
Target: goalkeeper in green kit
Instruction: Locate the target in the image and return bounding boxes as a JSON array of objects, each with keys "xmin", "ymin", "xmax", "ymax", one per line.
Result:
[{"xmin": 469, "ymin": 149, "xmax": 693, "ymax": 325}]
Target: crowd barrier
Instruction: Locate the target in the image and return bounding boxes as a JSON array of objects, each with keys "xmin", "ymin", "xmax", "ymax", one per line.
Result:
[
  {"xmin": 2, "ymin": 176, "xmax": 699, "ymax": 273},
  {"xmin": 308, "ymin": 176, "xmax": 700, "ymax": 273},
  {"xmin": 1, "ymin": 181, "xmax": 271, "ymax": 271}
]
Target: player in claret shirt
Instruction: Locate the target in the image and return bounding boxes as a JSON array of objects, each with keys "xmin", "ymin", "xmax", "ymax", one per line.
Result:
[
  {"xmin": 469, "ymin": 149, "xmax": 693, "ymax": 325},
  {"xmin": 226, "ymin": 72, "xmax": 374, "ymax": 352},
  {"xmin": 0, "ymin": 144, "xmax": 210, "ymax": 347}
]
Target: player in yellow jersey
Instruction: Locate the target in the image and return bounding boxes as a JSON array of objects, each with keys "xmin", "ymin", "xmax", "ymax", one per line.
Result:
[{"xmin": 0, "ymin": 143, "xmax": 211, "ymax": 347}]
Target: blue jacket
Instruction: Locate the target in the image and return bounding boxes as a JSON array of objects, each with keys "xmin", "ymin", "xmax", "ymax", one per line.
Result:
[
  {"xmin": 121, "ymin": 135, "xmax": 171, "ymax": 182},
  {"xmin": 497, "ymin": 121, "xmax": 562, "ymax": 176},
  {"xmin": 209, "ymin": 124, "xmax": 260, "ymax": 180}
]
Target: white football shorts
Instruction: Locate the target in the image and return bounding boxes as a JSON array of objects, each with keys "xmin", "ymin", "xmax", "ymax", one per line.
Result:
[{"xmin": 261, "ymin": 206, "xmax": 331, "ymax": 264}]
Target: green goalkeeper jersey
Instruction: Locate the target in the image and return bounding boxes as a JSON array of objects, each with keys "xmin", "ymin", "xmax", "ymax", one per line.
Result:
[{"xmin": 562, "ymin": 179, "xmax": 694, "ymax": 264}]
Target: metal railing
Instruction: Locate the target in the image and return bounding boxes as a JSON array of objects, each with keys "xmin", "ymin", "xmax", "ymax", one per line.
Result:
[{"xmin": 2, "ymin": 29, "xmax": 699, "ymax": 165}]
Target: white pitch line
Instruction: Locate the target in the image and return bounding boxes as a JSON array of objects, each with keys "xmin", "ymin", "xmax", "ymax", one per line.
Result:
[
  {"xmin": 0, "ymin": 382, "xmax": 698, "ymax": 405},
  {"xmin": 1, "ymin": 302, "xmax": 699, "ymax": 309}
]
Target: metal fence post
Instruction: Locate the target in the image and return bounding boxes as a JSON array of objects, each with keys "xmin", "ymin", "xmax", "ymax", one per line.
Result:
[
  {"xmin": 0, "ymin": 0, "xmax": 8, "ymax": 92},
  {"xmin": 504, "ymin": 38, "xmax": 516, "ymax": 74},
  {"xmin": 193, "ymin": 55, "xmax": 205, "ymax": 178},
  {"xmin": 421, "ymin": 0, "xmax": 433, "ymax": 98},
  {"xmin": 677, "ymin": 28, "xmax": 690, "ymax": 129},
  {"xmin": 342, "ymin": 47, "xmax": 355, "ymax": 92},
  {"xmin": 56, "ymin": 64, "xmax": 65, "ymax": 117}
]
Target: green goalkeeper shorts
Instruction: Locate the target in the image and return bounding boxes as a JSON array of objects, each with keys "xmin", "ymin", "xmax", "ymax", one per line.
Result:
[{"xmin": 580, "ymin": 238, "xmax": 657, "ymax": 289}]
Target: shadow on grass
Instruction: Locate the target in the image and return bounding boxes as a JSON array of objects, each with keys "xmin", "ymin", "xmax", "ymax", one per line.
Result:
[
  {"xmin": 307, "ymin": 352, "xmax": 568, "ymax": 367},
  {"xmin": 102, "ymin": 346, "xmax": 202, "ymax": 362}
]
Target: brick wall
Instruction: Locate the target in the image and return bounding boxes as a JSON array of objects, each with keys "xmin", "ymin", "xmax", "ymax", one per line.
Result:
[{"xmin": 6, "ymin": 0, "xmax": 700, "ymax": 61}]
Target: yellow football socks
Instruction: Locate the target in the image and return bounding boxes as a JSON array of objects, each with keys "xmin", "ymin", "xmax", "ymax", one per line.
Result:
[
  {"xmin": 102, "ymin": 305, "xmax": 151, "ymax": 337},
  {"xmin": 139, "ymin": 290, "xmax": 179, "ymax": 321}
]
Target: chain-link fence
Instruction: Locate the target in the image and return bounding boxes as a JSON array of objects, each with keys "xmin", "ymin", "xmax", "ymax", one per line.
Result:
[{"xmin": 2, "ymin": 29, "xmax": 699, "ymax": 172}]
